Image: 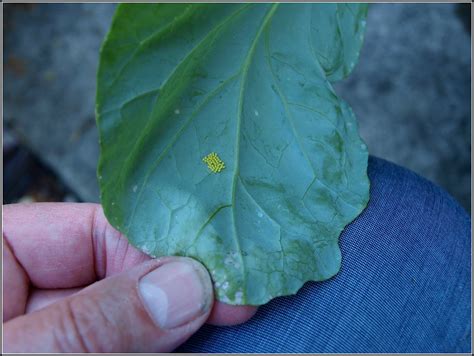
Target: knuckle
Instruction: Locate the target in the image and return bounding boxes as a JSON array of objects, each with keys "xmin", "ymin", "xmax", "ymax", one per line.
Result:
[{"xmin": 54, "ymin": 296, "xmax": 124, "ymax": 352}]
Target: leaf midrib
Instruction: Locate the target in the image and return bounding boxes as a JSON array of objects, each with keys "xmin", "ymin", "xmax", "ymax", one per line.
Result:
[{"xmin": 230, "ymin": 3, "xmax": 279, "ymax": 302}]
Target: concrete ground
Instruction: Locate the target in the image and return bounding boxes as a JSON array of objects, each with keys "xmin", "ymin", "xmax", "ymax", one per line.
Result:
[{"xmin": 3, "ymin": 3, "xmax": 471, "ymax": 211}]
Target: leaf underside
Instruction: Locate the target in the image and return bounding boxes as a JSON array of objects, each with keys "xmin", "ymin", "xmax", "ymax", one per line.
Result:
[{"xmin": 96, "ymin": 3, "xmax": 370, "ymax": 305}]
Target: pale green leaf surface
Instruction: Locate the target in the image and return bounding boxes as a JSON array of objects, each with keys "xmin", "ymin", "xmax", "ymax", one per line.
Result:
[{"xmin": 96, "ymin": 3, "xmax": 370, "ymax": 305}]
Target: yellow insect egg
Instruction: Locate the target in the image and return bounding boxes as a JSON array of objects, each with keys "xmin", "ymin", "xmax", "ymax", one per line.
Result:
[{"xmin": 203, "ymin": 152, "xmax": 226, "ymax": 173}]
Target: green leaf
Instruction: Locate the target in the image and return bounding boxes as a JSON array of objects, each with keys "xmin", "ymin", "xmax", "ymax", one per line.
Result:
[{"xmin": 96, "ymin": 3, "xmax": 370, "ymax": 306}]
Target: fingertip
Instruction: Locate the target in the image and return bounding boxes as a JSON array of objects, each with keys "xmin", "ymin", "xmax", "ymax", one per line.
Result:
[{"xmin": 206, "ymin": 302, "xmax": 258, "ymax": 326}]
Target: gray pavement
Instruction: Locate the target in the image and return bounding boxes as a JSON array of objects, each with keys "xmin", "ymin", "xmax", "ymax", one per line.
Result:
[{"xmin": 4, "ymin": 3, "xmax": 471, "ymax": 211}]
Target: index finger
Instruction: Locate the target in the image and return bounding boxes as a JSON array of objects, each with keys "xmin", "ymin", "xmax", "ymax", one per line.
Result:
[{"xmin": 3, "ymin": 203, "xmax": 150, "ymax": 289}]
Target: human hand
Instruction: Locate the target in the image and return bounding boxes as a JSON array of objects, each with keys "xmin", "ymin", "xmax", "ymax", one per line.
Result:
[{"xmin": 3, "ymin": 203, "xmax": 257, "ymax": 352}]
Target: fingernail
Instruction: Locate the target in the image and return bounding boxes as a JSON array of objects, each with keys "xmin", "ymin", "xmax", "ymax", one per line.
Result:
[{"xmin": 138, "ymin": 260, "xmax": 212, "ymax": 329}]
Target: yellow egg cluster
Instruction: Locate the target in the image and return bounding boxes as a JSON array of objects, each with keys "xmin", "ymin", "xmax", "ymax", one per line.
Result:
[{"xmin": 202, "ymin": 152, "xmax": 225, "ymax": 173}]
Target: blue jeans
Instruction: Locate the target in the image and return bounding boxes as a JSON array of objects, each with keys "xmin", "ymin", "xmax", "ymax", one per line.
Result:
[{"xmin": 178, "ymin": 156, "xmax": 471, "ymax": 353}]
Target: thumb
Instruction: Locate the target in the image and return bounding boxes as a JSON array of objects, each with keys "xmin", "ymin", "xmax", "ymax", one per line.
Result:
[{"xmin": 4, "ymin": 257, "xmax": 214, "ymax": 352}]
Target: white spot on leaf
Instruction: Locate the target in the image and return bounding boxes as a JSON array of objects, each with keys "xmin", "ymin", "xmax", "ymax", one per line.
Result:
[
  {"xmin": 221, "ymin": 295, "xmax": 231, "ymax": 303},
  {"xmin": 235, "ymin": 291, "xmax": 243, "ymax": 304}
]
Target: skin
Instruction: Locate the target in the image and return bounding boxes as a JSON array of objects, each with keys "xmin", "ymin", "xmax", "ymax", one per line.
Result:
[{"xmin": 3, "ymin": 203, "xmax": 258, "ymax": 352}]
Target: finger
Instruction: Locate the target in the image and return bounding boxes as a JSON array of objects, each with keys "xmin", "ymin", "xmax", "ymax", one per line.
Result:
[
  {"xmin": 4, "ymin": 258, "xmax": 214, "ymax": 353},
  {"xmin": 3, "ymin": 203, "xmax": 151, "ymax": 291},
  {"xmin": 207, "ymin": 303, "xmax": 258, "ymax": 326},
  {"xmin": 27, "ymin": 287, "xmax": 258, "ymax": 326},
  {"xmin": 3, "ymin": 238, "xmax": 29, "ymax": 321},
  {"xmin": 26, "ymin": 288, "xmax": 82, "ymax": 314}
]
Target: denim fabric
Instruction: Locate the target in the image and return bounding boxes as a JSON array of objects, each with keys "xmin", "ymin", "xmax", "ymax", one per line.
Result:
[{"xmin": 178, "ymin": 156, "xmax": 471, "ymax": 353}]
